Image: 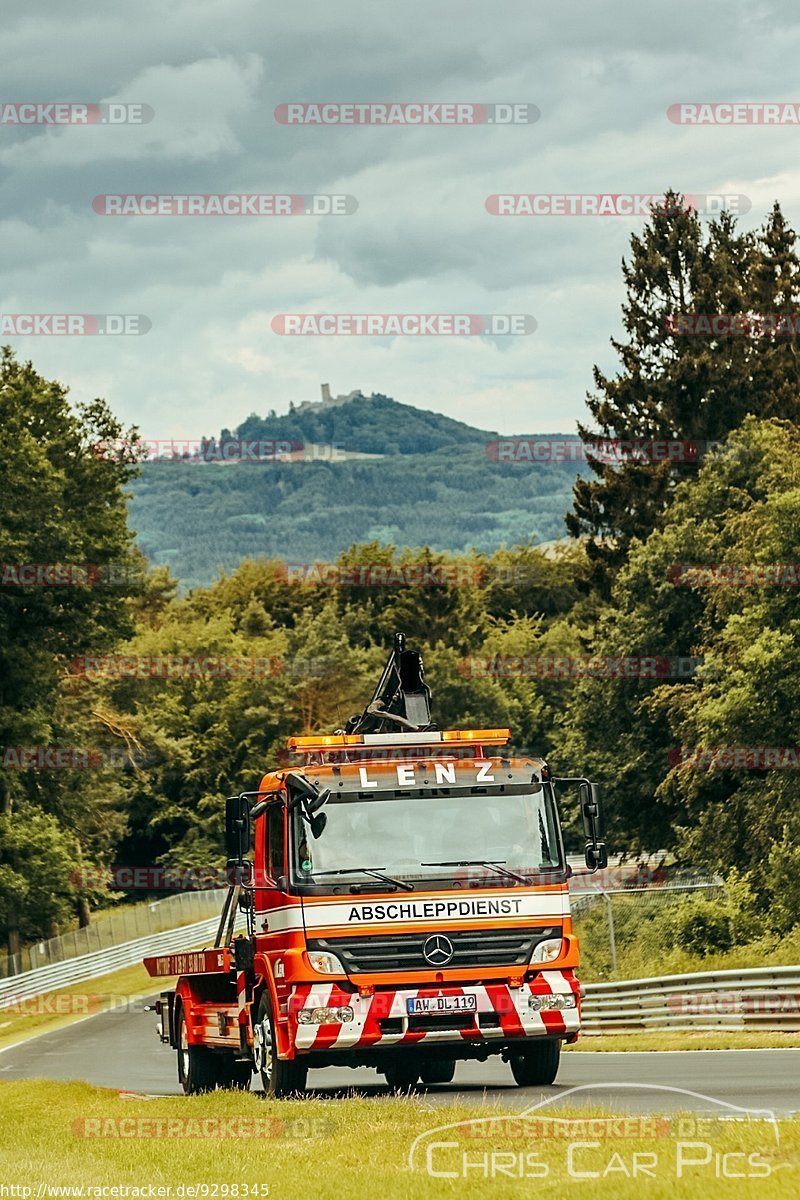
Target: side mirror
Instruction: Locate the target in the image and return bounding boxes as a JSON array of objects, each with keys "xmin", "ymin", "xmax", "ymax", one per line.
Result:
[
  {"xmin": 225, "ymin": 795, "xmax": 251, "ymax": 862},
  {"xmin": 309, "ymin": 811, "xmax": 328, "ymax": 839},
  {"xmin": 579, "ymin": 781, "xmax": 603, "ymax": 839},
  {"xmin": 308, "ymin": 787, "xmax": 331, "ymax": 814},
  {"xmin": 579, "ymin": 781, "xmax": 607, "ymax": 870},
  {"xmin": 286, "ymin": 772, "xmax": 330, "ymax": 813},
  {"xmin": 585, "ymin": 843, "xmax": 608, "ymax": 870},
  {"xmin": 227, "ymin": 859, "xmax": 253, "ymax": 887}
]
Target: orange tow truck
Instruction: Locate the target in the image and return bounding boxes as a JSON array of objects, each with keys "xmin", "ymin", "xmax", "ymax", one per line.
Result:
[{"xmin": 145, "ymin": 634, "xmax": 607, "ymax": 1094}]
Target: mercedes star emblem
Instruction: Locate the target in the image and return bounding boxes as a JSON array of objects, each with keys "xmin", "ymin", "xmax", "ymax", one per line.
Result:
[{"xmin": 422, "ymin": 933, "xmax": 454, "ymax": 967}]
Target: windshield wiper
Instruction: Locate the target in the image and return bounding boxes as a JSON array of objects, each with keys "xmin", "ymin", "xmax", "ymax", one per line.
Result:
[
  {"xmin": 421, "ymin": 859, "xmax": 531, "ymax": 885},
  {"xmin": 308, "ymin": 866, "xmax": 415, "ymax": 892}
]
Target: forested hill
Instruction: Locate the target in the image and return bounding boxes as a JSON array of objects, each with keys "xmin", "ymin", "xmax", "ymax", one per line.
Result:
[
  {"xmin": 129, "ymin": 393, "xmax": 587, "ymax": 590},
  {"xmin": 233, "ymin": 391, "xmax": 491, "ymax": 454}
]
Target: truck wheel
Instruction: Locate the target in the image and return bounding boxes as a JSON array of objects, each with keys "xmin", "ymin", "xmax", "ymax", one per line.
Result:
[
  {"xmin": 253, "ymin": 994, "xmax": 307, "ymax": 1098},
  {"xmin": 217, "ymin": 1054, "xmax": 253, "ymax": 1091},
  {"xmin": 420, "ymin": 1059, "xmax": 456, "ymax": 1086},
  {"xmin": 509, "ymin": 1040, "xmax": 561, "ymax": 1086},
  {"xmin": 383, "ymin": 1060, "xmax": 419, "ymax": 1091},
  {"xmin": 177, "ymin": 1005, "xmax": 219, "ymax": 1094}
]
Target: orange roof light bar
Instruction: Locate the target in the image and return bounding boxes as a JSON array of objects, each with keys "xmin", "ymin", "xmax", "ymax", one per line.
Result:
[
  {"xmin": 287, "ymin": 734, "xmax": 363, "ymax": 749},
  {"xmin": 288, "ymin": 728, "xmax": 511, "ymax": 752},
  {"xmin": 441, "ymin": 729, "xmax": 510, "ymax": 743}
]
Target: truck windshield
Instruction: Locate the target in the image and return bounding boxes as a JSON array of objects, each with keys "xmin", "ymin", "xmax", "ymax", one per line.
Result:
[{"xmin": 290, "ymin": 786, "xmax": 563, "ymax": 888}]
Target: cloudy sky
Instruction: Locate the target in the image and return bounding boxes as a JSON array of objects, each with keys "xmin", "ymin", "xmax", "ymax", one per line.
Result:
[{"xmin": 2, "ymin": 0, "xmax": 798, "ymax": 438}]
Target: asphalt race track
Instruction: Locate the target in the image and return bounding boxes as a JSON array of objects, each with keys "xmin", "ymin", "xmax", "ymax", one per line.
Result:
[{"xmin": 1, "ymin": 1001, "xmax": 798, "ymax": 1115}]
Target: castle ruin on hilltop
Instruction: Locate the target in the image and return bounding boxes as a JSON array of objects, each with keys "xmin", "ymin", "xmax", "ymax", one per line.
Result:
[{"xmin": 295, "ymin": 383, "xmax": 364, "ymax": 414}]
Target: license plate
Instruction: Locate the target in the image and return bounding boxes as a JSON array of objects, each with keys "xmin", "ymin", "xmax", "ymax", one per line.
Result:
[{"xmin": 406, "ymin": 994, "xmax": 478, "ymax": 1015}]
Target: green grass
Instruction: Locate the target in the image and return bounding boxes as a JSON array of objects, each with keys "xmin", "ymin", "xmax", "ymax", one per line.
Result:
[
  {"xmin": 574, "ymin": 914, "xmax": 800, "ymax": 983},
  {"xmin": 568, "ymin": 1032, "xmax": 800, "ymax": 1052},
  {"xmin": 0, "ymin": 1081, "xmax": 797, "ymax": 1198}
]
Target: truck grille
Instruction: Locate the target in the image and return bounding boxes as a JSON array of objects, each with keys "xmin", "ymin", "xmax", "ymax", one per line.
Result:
[{"xmin": 307, "ymin": 925, "xmax": 557, "ymax": 973}]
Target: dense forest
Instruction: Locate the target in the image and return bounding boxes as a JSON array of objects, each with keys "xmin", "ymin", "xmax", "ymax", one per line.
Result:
[{"xmin": 2, "ymin": 192, "xmax": 800, "ymax": 960}]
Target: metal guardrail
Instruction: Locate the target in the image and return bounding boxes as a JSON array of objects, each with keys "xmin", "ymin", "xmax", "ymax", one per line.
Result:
[
  {"xmin": 0, "ymin": 915, "xmax": 233, "ymax": 1007},
  {"xmin": 582, "ymin": 965, "xmax": 800, "ymax": 1033}
]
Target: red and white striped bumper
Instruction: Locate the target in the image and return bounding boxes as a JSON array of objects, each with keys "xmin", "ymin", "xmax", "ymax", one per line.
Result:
[{"xmin": 291, "ymin": 971, "xmax": 579, "ymax": 1053}]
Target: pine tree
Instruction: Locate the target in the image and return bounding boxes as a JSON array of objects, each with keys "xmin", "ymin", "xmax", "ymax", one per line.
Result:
[{"xmin": 567, "ymin": 194, "xmax": 800, "ymax": 585}]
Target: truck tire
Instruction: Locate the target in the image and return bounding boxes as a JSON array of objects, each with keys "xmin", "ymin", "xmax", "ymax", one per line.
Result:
[
  {"xmin": 420, "ymin": 1059, "xmax": 456, "ymax": 1086},
  {"xmin": 383, "ymin": 1060, "xmax": 419, "ymax": 1091},
  {"xmin": 253, "ymin": 993, "xmax": 307, "ymax": 1098},
  {"xmin": 509, "ymin": 1039, "xmax": 561, "ymax": 1086},
  {"xmin": 177, "ymin": 1005, "xmax": 219, "ymax": 1094},
  {"xmin": 217, "ymin": 1054, "xmax": 253, "ymax": 1091}
]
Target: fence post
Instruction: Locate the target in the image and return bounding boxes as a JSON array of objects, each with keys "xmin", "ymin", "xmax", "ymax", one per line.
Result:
[{"xmin": 597, "ymin": 887, "xmax": 618, "ymax": 973}]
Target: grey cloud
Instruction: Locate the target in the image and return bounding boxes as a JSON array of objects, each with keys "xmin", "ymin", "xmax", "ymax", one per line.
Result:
[{"xmin": 1, "ymin": 0, "xmax": 799, "ymax": 439}]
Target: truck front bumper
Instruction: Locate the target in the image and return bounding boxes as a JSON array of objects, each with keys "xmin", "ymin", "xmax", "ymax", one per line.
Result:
[{"xmin": 291, "ymin": 970, "xmax": 579, "ymax": 1053}]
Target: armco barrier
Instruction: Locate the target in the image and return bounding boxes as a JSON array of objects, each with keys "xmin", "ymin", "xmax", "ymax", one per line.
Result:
[
  {"xmin": 0, "ymin": 915, "xmax": 242, "ymax": 1008},
  {"xmin": 582, "ymin": 965, "xmax": 800, "ymax": 1033}
]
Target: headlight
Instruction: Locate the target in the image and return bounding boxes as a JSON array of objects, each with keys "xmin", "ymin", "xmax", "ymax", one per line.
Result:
[
  {"xmin": 297, "ymin": 1005, "xmax": 354, "ymax": 1025},
  {"xmin": 529, "ymin": 993, "xmax": 577, "ymax": 1011},
  {"xmin": 307, "ymin": 950, "xmax": 346, "ymax": 974},
  {"xmin": 530, "ymin": 937, "xmax": 564, "ymax": 964}
]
